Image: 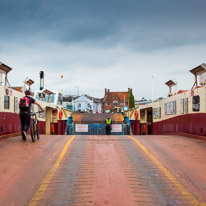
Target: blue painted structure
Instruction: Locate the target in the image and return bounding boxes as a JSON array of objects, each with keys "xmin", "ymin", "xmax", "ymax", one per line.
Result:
[
  {"xmin": 124, "ymin": 116, "xmax": 131, "ymax": 130},
  {"xmin": 65, "ymin": 123, "xmax": 128, "ymax": 135}
]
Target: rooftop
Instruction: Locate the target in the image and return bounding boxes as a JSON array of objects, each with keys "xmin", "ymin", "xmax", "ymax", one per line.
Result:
[{"xmin": 104, "ymin": 91, "xmax": 129, "ymax": 103}]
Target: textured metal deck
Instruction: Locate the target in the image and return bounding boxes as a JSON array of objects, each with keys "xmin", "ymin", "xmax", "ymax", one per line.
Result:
[{"xmin": 0, "ymin": 135, "xmax": 206, "ymax": 206}]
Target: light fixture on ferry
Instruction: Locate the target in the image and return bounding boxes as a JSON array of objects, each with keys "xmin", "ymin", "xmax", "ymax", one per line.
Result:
[
  {"xmin": 0, "ymin": 62, "xmax": 12, "ymax": 87},
  {"xmin": 165, "ymin": 80, "xmax": 177, "ymax": 97},
  {"xmin": 190, "ymin": 63, "xmax": 206, "ymax": 89},
  {"xmin": 24, "ymin": 78, "xmax": 35, "ymax": 90}
]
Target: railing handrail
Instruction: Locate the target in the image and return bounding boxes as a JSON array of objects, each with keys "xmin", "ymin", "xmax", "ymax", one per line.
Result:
[{"xmin": 65, "ymin": 123, "xmax": 128, "ymax": 135}]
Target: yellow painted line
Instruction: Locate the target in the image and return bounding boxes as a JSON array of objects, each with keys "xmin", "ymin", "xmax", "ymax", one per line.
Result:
[
  {"xmin": 127, "ymin": 135, "xmax": 206, "ymax": 206},
  {"xmin": 27, "ymin": 135, "xmax": 77, "ymax": 206}
]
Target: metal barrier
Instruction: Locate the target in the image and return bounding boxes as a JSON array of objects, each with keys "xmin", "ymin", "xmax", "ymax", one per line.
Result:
[{"xmin": 65, "ymin": 124, "xmax": 128, "ymax": 135}]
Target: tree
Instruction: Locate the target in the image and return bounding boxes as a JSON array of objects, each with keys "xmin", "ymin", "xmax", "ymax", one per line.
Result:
[{"xmin": 129, "ymin": 89, "xmax": 135, "ymax": 108}]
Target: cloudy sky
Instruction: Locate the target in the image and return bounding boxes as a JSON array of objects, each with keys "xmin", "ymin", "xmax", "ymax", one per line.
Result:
[{"xmin": 1, "ymin": 0, "xmax": 206, "ymax": 100}]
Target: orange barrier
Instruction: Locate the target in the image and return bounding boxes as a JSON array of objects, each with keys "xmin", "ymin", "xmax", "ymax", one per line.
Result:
[
  {"xmin": 143, "ymin": 124, "xmax": 146, "ymax": 135},
  {"xmin": 51, "ymin": 123, "xmax": 55, "ymax": 134},
  {"xmin": 59, "ymin": 109, "xmax": 63, "ymax": 119},
  {"xmin": 134, "ymin": 110, "xmax": 138, "ymax": 120}
]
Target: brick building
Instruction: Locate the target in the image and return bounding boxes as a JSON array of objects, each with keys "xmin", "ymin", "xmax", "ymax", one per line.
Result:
[{"xmin": 103, "ymin": 88, "xmax": 132, "ymax": 113}]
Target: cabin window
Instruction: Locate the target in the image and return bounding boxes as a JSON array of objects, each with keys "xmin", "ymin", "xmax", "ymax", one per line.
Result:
[
  {"xmin": 113, "ymin": 101, "xmax": 118, "ymax": 106},
  {"xmin": 14, "ymin": 97, "xmax": 18, "ymax": 113},
  {"xmin": 164, "ymin": 101, "xmax": 176, "ymax": 115},
  {"xmin": 44, "ymin": 94, "xmax": 49, "ymax": 103},
  {"xmin": 120, "ymin": 102, "xmax": 124, "ymax": 106},
  {"xmin": 192, "ymin": 95, "xmax": 200, "ymax": 112},
  {"xmin": 50, "ymin": 93, "xmax": 56, "ymax": 103},
  {"xmin": 58, "ymin": 93, "xmax": 63, "ymax": 105},
  {"xmin": 184, "ymin": 98, "xmax": 188, "ymax": 114},
  {"xmin": 4, "ymin": 96, "xmax": 10, "ymax": 109},
  {"xmin": 180, "ymin": 99, "xmax": 184, "ymax": 114},
  {"xmin": 78, "ymin": 103, "xmax": 81, "ymax": 108},
  {"xmin": 153, "ymin": 107, "xmax": 161, "ymax": 119}
]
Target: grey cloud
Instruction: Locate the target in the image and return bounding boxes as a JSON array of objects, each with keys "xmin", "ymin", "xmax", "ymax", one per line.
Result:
[{"xmin": 1, "ymin": 0, "xmax": 206, "ymax": 52}]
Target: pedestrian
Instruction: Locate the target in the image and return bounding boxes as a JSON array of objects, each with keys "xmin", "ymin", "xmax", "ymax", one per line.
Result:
[
  {"xmin": 19, "ymin": 90, "xmax": 44, "ymax": 141},
  {"xmin": 105, "ymin": 115, "xmax": 112, "ymax": 135}
]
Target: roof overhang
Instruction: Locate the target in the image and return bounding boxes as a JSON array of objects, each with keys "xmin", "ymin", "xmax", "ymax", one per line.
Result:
[
  {"xmin": 165, "ymin": 80, "xmax": 176, "ymax": 87},
  {"xmin": 0, "ymin": 62, "xmax": 12, "ymax": 74},
  {"xmin": 43, "ymin": 89, "xmax": 54, "ymax": 96},
  {"xmin": 190, "ymin": 63, "xmax": 206, "ymax": 76},
  {"xmin": 45, "ymin": 105, "xmax": 57, "ymax": 109}
]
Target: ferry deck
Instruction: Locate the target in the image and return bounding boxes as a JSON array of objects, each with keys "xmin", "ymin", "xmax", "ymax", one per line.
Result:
[{"xmin": 0, "ymin": 134, "xmax": 205, "ymax": 206}]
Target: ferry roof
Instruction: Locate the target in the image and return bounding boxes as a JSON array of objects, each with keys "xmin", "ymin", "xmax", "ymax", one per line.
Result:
[
  {"xmin": 0, "ymin": 62, "xmax": 12, "ymax": 74},
  {"xmin": 190, "ymin": 63, "xmax": 206, "ymax": 76}
]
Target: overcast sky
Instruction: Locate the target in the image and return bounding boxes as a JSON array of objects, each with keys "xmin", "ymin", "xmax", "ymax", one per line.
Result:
[{"xmin": 1, "ymin": 0, "xmax": 206, "ymax": 100}]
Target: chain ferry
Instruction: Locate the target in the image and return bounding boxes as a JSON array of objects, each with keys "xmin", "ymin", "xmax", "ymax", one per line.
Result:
[{"xmin": 126, "ymin": 63, "xmax": 206, "ymax": 137}]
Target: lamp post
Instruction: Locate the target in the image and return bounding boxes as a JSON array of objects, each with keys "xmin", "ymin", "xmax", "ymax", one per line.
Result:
[
  {"xmin": 75, "ymin": 86, "xmax": 79, "ymax": 96},
  {"xmin": 40, "ymin": 71, "xmax": 44, "ymax": 90},
  {"xmin": 152, "ymin": 76, "xmax": 154, "ymax": 102}
]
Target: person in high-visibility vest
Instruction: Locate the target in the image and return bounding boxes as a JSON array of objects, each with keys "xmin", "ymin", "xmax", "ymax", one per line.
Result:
[{"xmin": 105, "ymin": 115, "xmax": 112, "ymax": 135}]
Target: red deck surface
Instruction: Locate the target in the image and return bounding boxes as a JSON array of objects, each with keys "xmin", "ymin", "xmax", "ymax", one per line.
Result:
[{"xmin": 0, "ymin": 134, "xmax": 206, "ymax": 205}]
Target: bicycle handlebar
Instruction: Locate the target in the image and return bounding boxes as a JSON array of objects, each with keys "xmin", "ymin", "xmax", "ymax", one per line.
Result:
[{"xmin": 30, "ymin": 111, "xmax": 41, "ymax": 116}]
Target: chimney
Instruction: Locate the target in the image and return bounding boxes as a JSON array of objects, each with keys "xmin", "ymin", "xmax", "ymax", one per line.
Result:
[
  {"xmin": 108, "ymin": 89, "xmax": 110, "ymax": 92},
  {"xmin": 128, "ymin": 88, "xmax": 130, "ymax": 92},
  {"xmin": 105, "ymin": 88, "xmax": 107, "ymax": 95}
]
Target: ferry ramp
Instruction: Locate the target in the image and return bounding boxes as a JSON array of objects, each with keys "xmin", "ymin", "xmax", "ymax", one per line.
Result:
[{"xmin": 0, "ymin": 134, "xmax": 206, "ymax": 206}]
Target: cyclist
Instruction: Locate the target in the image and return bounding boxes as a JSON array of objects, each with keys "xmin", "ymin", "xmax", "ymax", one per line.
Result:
[{"xmin": 19, "ymin": 90, "xmax": 43, "ymax": 141}]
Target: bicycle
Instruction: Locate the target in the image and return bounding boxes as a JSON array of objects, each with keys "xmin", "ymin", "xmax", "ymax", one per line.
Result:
[{"xmin": 30, "ymin": 112, "xmax": 40, "ymax": 142}]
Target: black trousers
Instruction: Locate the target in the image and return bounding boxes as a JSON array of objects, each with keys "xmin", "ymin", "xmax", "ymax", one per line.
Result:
[
  {"xmin": 19, "ymin": 112, "xmax": 31, "ymax": 132},
  {"xmin": 106, "ymin": 125, "xmax": 111, "ymax": 135}
]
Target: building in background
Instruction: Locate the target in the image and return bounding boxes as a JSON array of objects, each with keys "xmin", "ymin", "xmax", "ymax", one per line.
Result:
[
  {"xmin": 71, "ymin": 95, "xmax": 103, "ymax": 113},
  {"xmin": 103, "ymin": 88, "xmax": 133, "ymax": 113},
  {"xmin": 63, "ymin": 95, "xmax": 76, "ymax": 110}
]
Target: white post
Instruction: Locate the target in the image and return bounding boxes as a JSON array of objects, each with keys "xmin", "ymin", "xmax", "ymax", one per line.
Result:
[{"xmin": 152, "ymin": 76, "xmax": 154, "ymax": 102}]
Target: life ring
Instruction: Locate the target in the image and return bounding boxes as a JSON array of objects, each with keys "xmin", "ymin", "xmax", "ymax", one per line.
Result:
[
  {"xmin": 59, "ymin": 109, "xmax": 63, "ymax": 119},
  {"xmin": 134, "ymin": 110, "xmax": 138, "ymax": 120}
]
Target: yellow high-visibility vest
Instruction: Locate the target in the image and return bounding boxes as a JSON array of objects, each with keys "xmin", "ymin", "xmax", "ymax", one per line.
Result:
[{"xmin": 106, "ymin": 118, "xmax": 112, "ymax": 124}]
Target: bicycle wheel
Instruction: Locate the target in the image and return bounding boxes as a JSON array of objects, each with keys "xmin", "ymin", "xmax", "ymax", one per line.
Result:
[
  {"xmin": 31, "ymin": 122, "xmax": 36, "ymax": 142},
  {"xmin": 36, "ymin": 122, "xmax": 40, "ymax": 139}
]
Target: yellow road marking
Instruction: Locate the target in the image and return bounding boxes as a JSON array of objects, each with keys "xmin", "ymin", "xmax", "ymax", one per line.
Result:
[
  {"xmin": 127, "ymin": 135, "xmax": 205, "ymax": 206},
  {"xmin": 27, "ymin": 135, "xmax": 77, "ymax": 206}
]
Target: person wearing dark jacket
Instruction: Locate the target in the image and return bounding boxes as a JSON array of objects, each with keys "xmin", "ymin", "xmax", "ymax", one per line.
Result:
[
  {"xmin": 105, "ymin": 115, "xmax": 112, "ymax": 135},
  {"xmin": 19, "ymin": 90, "xmax": 43, "ymax": 141}
]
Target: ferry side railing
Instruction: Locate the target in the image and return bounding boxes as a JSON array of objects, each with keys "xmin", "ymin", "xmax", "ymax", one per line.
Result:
[{"xmin": 65, "ymin": 123, "xmax": 128, "ymax": 135}]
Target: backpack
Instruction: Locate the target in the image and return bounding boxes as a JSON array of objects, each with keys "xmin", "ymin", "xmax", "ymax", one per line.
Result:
[{"xmin": 19, "ymin": 96, "xmax": 30, "ymax": 112}]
